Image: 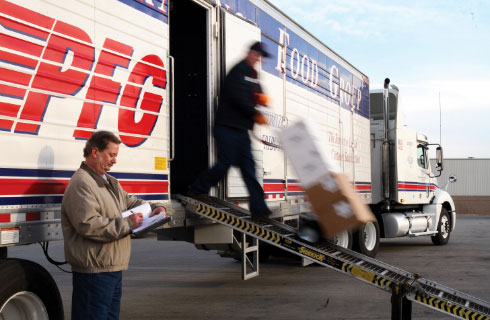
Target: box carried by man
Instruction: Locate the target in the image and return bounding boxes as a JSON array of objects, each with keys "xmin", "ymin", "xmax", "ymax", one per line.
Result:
[{"xmin": 279, "ymin": 120, "xmax": 375, "ymax": 237}]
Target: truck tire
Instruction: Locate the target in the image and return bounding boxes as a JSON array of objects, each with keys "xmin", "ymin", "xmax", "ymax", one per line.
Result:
[
  {"xmin": 353, "ymin": 221, "xmax": 380, "ymax": 258},
  {"xmin": 297, "ymin": 222, "xmax": 321, "ymax": 244},
  {"xmin": 298, "ymin": 219, "xmax": 352, "ymax": 249},
  {"xmin": 333, "ymin": 230, "xmax": 353, "ymax": 249},
  {"xmin": 0, "ymin": 258, "xmax": 64, "ymax": 320},
  {"xmin": 431, "ymin": 207, "xmax": 451, "ymax": 245}
]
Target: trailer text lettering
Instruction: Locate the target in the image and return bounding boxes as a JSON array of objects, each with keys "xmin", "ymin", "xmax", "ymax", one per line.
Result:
[
  {"xmin": 0, "ymin": 1, "xmax": 167, "ymax": 146},
  {"xmin": 275, "ymin": 29, "xmax": 318, "ymax": 89}
]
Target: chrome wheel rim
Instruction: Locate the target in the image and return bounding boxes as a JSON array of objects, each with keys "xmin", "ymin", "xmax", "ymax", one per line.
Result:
[
  {"xmin": 440, "ymin": 215, "xmax": 450, "ymax": 238},
  {"xmin": 334, "ymin": 230, "xmax": 350, "ymax": 248},
  {"xmin": 363, "ymin": 222, "xmax": 377, "ymax": 251},
  {"xmin": 0, "ymin": 291, "xmax": 48, "ymax": 320}
]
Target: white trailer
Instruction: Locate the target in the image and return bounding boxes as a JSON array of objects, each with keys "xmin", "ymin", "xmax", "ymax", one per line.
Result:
[
  {"xmin": 0, "ymin": 0, "xmax": 455, "ymax": 318},
  {"xmin": 1, "ymin": 0, "xmax": 170, "ymax": 317}
]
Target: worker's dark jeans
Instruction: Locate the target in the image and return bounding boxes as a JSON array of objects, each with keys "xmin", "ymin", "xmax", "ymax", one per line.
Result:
[
  {"xmin": 72, "ymin": 271, "xmax": 122, "ymax": 320},
  {"xmin": 191, "ymin": 125, "xmax": 268, "ymax": 216}
]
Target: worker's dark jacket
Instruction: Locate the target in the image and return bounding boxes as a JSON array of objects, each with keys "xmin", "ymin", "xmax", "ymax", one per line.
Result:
[{"xmin": 215, "ymin": 60, "xmax": 262, "ymax": 131}]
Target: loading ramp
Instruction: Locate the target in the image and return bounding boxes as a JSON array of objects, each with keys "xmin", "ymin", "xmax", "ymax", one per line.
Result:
[{"xmin": 176, "ymin": 195, "xmax": 490, "ymax": 320}]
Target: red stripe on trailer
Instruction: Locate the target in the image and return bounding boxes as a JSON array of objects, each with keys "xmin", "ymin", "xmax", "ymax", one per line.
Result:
[
  {"xmin": 0, "ymin": 84, "xmax": 26, "ymax": 99},
  {"xmin": 263, "ymin": 183, "xmax": 285, "ymax": 192},
  {"xmin": 0, "ymin": 15, "xmax": 50, "ymax": 40},
  {"xmin": 0, "ymin": 178, "xmax": 169, "ymax": 197},
  {"xmin": 26, "ymin": 212, "xmax": 40, "ymax": 221},
  {"xmin": 0, "ymin": 178, "xmax": 68, "ymax": 195},
  {"xmin": 355, "ymin": 185, "xmax": 371, "ymax": 191},
  {"xmin": 0, "ymin": 33, "xmax": 44, "ymax": 58},
  {"xmin": 288, "ymin": 184, "xmax": 303, "ymax": 192},
  {"xmin": 72, "ymin": 128, "xmax": 92, "ymax": 139},
  {"xmin": 0, "ymin": 0, "xmax": 56, "ymax": 31},
  {"xmin": 0, "ymin": 67, "xmax": 32, "ymax": 86},
  {"xmin": 119, "ymin": 180, "xmax": 168, "ymax": 194},
  {"xmin": 0, "ymin": 102, "xmax": 21, "ymax": 118},
  {"xmin": 0, "ymin": 214, "xmax": 11, "ymax": 223},
  {"xmin": 0, "ymin": 50, "xmax": 38, "ymax": 69},
  {"xmin": 0, "ymin": 119, "xmax": 14, "ymax": 131}
]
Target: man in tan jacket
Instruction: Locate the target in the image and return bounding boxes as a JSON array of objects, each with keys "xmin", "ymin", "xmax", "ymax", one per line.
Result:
[{"xmin": 61, "ymin": 131, "xmax": 165, "ymax": 320}]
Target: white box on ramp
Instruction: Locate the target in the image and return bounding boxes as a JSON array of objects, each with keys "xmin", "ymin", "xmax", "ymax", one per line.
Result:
[{"xmin": 279, "ymin": 120, "xmax": 374, "ymax": 237}]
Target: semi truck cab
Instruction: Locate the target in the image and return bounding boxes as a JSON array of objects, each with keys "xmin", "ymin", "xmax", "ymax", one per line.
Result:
[{"xmin": 369, "ymin": 82, "xmax": 456, "ymax": 251}]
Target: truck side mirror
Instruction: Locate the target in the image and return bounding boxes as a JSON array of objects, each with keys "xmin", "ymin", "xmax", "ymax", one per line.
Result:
[
  {"xmin": 436, "ymin": 146, "xmax": 443, "ymax": 170},
  {"xmin": 443, "ymin": 174, "xmax": 457, "ymax": 190}
]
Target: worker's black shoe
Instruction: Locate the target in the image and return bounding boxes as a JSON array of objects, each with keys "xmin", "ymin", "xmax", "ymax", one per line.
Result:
[
  {"xmin": 187, "ymin": 190, "xmax": 210, "ymax": 203},
  {"xmin": 251, "ymin": 208, "xmax": 272, "ymax": 223}
]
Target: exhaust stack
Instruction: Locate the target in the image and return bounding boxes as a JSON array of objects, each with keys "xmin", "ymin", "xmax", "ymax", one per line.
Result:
[{"xmin": 382, "ymin": 78, "xmax": 391, "ymax": 210}]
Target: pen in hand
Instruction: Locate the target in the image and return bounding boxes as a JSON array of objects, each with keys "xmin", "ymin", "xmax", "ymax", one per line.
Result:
[{"xmin": 129, "ymin": 212, "xmax": 143, "ymax": 228}]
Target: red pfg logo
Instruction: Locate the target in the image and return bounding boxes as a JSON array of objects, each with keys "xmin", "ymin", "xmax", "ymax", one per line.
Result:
[{"xmin": 0, "ymin": 0, "xmax": 167, "ymax": 147}]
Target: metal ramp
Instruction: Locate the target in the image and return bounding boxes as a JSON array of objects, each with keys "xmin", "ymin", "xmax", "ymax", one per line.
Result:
[{"xmin": 176, "ymin": 195, "xmax": 490, "ymax": 320}]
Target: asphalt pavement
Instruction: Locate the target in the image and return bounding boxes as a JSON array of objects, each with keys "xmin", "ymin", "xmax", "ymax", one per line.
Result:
[{"xmin": 7, "ymin": 216, "xmax": 490, "ymax": 320}]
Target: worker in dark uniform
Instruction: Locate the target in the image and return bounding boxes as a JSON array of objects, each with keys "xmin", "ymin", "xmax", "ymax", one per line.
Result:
[{"xmin": 189, "ymin": 41, "xmax": 271, "ymax": 220}]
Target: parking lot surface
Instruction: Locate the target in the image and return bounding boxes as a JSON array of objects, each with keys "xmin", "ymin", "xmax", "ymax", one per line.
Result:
[{"xmin": 8, "ymin": 216, "xmax": 490, "ymax": 319}]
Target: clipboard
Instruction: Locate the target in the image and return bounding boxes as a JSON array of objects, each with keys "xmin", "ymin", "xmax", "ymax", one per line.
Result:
[
  {"xmin": 131, "ymin": 215, "xmax": 171, "ymax": 236},
  {"xmin": 122, "ymin": 203, "xmax": 171, "ymax": 236}
]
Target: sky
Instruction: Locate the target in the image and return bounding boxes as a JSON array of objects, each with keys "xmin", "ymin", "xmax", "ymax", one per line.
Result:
[{"xmin": 267, "ymin": 0, "xmax": 490, "ymax": 158}]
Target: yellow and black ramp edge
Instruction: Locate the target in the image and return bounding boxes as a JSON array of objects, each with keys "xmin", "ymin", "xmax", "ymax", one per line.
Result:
[
  {"xmin": 194, "ymin": 202, "xmax": 282, "ymax": 244},
  {"xmin": 409, "ymin": 294, "xmax": 490, "ymax": 320},
  {"xmin": 407, "ymin": 277, "xmax": 490, "ymax": 320},
  {"xmin": 281, "ymin": 239, "xmax": 394, "ymax": 291},
  {"xmin": 341, "ymin": 263, "xmax": 393, "ymax": 289}
]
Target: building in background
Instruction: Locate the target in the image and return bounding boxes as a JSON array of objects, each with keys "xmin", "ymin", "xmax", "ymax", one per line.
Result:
[{"xmin": 431, "ymin": 158, "xmax": 490, "ymax": 214}]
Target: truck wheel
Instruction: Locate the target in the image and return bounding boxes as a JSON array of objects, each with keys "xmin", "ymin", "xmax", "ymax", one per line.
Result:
[
  {"xmin": 333, "ymin": 230, "xmax": 353, "ymax": 249},
  {"xmin": 0, "ymin": 259, "xmax": 64, "ymax": 320},
  {"xmin": 297, "ymin": 217, "xmax": 322, "ymax": 244},
  {"xmin": 353, "ymin": 221, "xmax": 380, "ymax": 258},
  {"xmin": 431, "ymin": 207, "xmax": 451, "ymax": 245},
  {"xmin": 297, "ymin": 223, "xmax": 321, "ymax": 243}
]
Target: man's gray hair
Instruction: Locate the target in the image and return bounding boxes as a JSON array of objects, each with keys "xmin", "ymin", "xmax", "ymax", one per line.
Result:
[{"xmin": 83, "ymin": 131, "xmax": 121, "ymax": 157}]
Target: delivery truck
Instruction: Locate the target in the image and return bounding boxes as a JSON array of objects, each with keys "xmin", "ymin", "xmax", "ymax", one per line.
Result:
[{"xmin": 0, "ymin": 0, "xmax": 455, "ymax": 318}]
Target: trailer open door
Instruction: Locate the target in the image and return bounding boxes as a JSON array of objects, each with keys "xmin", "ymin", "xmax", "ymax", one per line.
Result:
[
  {"xmin": 218, "ymin": 9, "xmax": 263, "ymax": 200},
  {"xmin": 168, "ymin": 0, "xmax": 212, "ymax": 195}
]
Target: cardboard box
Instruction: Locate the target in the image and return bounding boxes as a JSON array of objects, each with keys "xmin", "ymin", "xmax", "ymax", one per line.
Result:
[
  {"xmin": 305, "ymin": 172, "xmax": 374, "ymax": 237},
  {"xmin": 279, "ymin": 120, "xmax": 375, "ymax": 237}
]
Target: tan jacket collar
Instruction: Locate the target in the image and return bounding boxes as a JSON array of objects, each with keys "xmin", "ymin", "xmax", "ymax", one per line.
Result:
[{"xmin": 80, "ymin": 161, "xmax": 120, "ymax": 201}]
